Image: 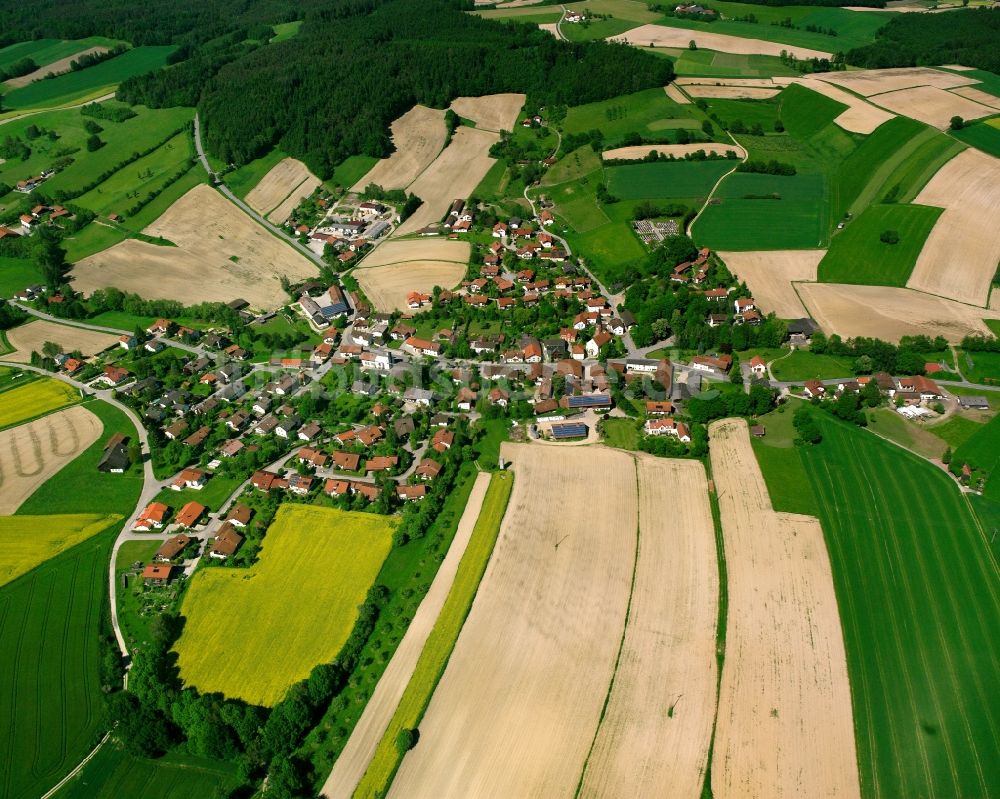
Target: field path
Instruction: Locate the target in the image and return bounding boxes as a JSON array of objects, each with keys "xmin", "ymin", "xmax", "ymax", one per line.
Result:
[
  {"xmin": 687, "ymin": 133, "xmax": 748, "ymax": 237},
  {"xmin": 320, "ymin": 472, "xmax": 492, "ymax": 799}
]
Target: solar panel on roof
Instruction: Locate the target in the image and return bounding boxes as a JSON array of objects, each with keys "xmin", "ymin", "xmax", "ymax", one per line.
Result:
[
  {"xmin": 551, "ymin": 423, "xmax": 587, "ymax": 439},
  {"xmin": 566, "ymin": 394, "xmax": 611, "ymax": 408}
]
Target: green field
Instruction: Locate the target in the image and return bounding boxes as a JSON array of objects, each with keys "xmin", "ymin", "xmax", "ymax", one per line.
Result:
[
  {"xmin": 749, "ymin": 404, "xmax": 819, "ymax": 516},
  {"xmin": 600, "ymin": 417, "xmax": 642, "ymax": 450},
  {"xmin": 885, "ymin": 133, "xmax": 966, "ymax": 204},
  {"xmin": 353, "ymin": 471, "xmax": 513, "ymax": 797},
  {"xmin": 671, "ymin": 49, "xmax": 799, "ymax": 78},
  {"xmin": 3, "ymin": 46, "xmax": 175, "ymax": 109},
  {"xmin": 0, "ymin": 37, "xmax": 124, "ymax": 72},
  {"xmin": 173, "ymin": 504, "xmax": 394, "ymax": 706},
  {"xmin": 864, "ymin": 407, "xmax": 948, "ymax": 460},
  {"xmin": 0, "ymin": 523, "xmax": 120, "ymax": 799},
  {"xmin": 957, "ymin": 349, "xmax": 1000, "ymax": 385},
  {"xmin": 925, "ymin": 414, "xmax": 985, "ymax": 450},
  {"xmin": 952, "ymin": 117, "xmax": 1000, "ymax": 159},
  {"xmin": 0, "ymin": 257, "xmax": 44, "ymax": 297},
  {"xmin": 542, "ymin": 145, "xmax": 602, "ymax": 186},
  {"xmin": 768, "ymin": 350, "xmax": 853, "ymax": 381},
  {"xmin": 797, "ymin": 418, "xmax": 1000, "ymax": 799},
  {"xmin": 818, "ymin": 203, "xmax": 943, "ymax": 286},
  {"xmin": 327, "ymin": 153, "xmax": 379, "ymax": 191},
  {"xmin": 563, "ymin": 87, "xmax": 706, "ymax": 146},
  {"xmin": 270, "ymin": 20, "xmax": 303, "ymax": 43},
  {"xmin": 224, "ymin": 147, "xmax": 288, "ymax": 198},
  {"xmin": 542, "ymin": 170, "xmax": 610, "ymax": 232},
  {"xmin": 953, "ymin": 412, "xmax": 1000, "ymax": 497},
  {"xmin": 606, "ymin": 159, "xmax": 733, "ymax": 200},
  {"xmin": 151, "ymin": 473, "xmax": 241, "ymax": 512}
]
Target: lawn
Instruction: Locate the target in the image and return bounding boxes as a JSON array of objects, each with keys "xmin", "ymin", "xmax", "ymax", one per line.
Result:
[
  {"xmin": 818, "ymin": 203, "xmax": 943, "ymax": 286},
  {"xmin": 327, "ymin": 154, "xmax": 379, "ymax": 191},
  {"xmin": 475, "ymin": 417, "xmax": 511, "ymax": 470},
  {"xmin": 951, "ymin": 117, "xmax": 1000, "ymax": 159},
  {"xmin": 0, "ymin": 256, "xmax": 44, "ymax": 297},
  {"xmin": 750, "ymin": 403, "xmax": 820, "ymax": 516},
  {"xmin": 3, "ymin": 46, "xmax": 176, "ymax": 109},
  {"xmin": 562, "ymin": 87, "xmax": 705, "ymax": 146},
  {"xmin": 0, "ymin": 512, "xmax": 119, "ymax": 588},
  {"xmin": 173, "ymin": 504, "xmax": 394, "ymax": 706},
  {"xmin": 957, "ymin": 349, "xmax": 1000, "ymax": 385},
  {"xmin": 152, "ymin": 474, "xmax": 243, "ymax": 513},
  {"xmin": 0, "ymin": 523, "xmax": 120, "ymax": 799},
  {"xmin": 600, "ymin": 416, "xmax": 641, "ymax": 450},
  {"xmin": 953, "ymin": 412, "xmax": 1000, "ymax": 497},
  {"xmin": 353, "ymin": 471, "xmax": 513, "ymax": 798},
  {"xmin": 926, "ymin": 414, "xmax": 985, "ymax": 450},
  {"xmin": 0, "ymin": 377, "xmax": 80, "ymax": 429},
  {"xmin": 800, "ymin": 417, "xmax": 1000, "ymax": 799},
  {"xmin": 53, "ymin": 744, "xmax": 237, "ymax": 799},
  {"xmin": 605, "ymin": 158, "xmax": 733, "ymax": 200},
  {"xmin": 769, "ymin": 349, "xmax": 853, "ymax": 381}
]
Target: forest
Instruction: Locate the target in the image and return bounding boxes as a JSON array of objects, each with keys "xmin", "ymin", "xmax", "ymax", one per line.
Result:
[{"xmin": 847, "ymin": 8, "xmax": 1000, "ymax": 73}]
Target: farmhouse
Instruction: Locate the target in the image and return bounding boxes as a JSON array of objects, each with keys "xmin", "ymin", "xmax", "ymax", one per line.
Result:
[
  {"xmin": 749, "ymin": 355, "xmax": 767, "ymax": 376},
  {"xmin": 804, "ymin": 380, "xmax": 826, "ymax": 398},
  {"xmin": 959, "ymin": 395, "xmax": 990, "ymax": 410},
  {"xmin": 97, "ymin": 438, "xmax": 131, "ymax": 473},
  {"xmin": 690, "ymin": 354, "xmax": 732, "ymax": 373}
]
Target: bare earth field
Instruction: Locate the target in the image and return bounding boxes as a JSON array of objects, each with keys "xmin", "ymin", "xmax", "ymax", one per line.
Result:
[
  {"xmin": 719, "ymin": 250, "xmax": 823, "ymax": 318},
  {"xmin": 392, "ymin": 126, "xmax": 500, "ymax": 236},
  {"xmin": 603, "ymin": 142, "xmax": 745, "ymax": 160},
  {"xmin": 0, "ymin": 405, "xmax": 102, "ymax": 514},
  {"xmin": 868, "ymin": 85, "xmax": 995, "ymax": 129},
  {"xmin": 611, "ymin": 24, "xmax": 832, "ymax": 59},
  {"xmin": 665, "ymin": 84, "xmax": 690, "ymax": 103},
  {"xmin": 908, "ymin": 148, "xmax": 1000, "ymax": 306},
  {"xmin": 245, "ymin": 157, "xmax": 319, "ymax": 219},
  {"xmin": 358, "ymin": 238, "xmax": 470, "ymax": 268},
  {"xmin": 389, "ymin": 444, "xmax": 638, "ymax": 799},
  {"xmin": 355, "ymin": 261, "xmax": 466, "ymax": 314},
  {"xmin": 578, "ymin": 455, "xmax": 718, "ymax": 799},
  {"xmin": 321, "ymin": 473, "xmax": 492, "ymax": 799},
  {"xmin": 709, "ymin": 418, "xmax": 860, "ymax": 799},
  {"xmin": 4, "ymin": 46, "xmax": 109, "ymax": 88},
  {"xmin": 795, "ymin": 282, "xmax": 1000, "ymax": 342},
  {"xmin": 266, "ymin": 173, "xmax": 322, "ymax": 224},
  {"xmin": 950, "ymin": 85, "xmax": 1000, "ymax": 111},
  {"xmin": 539, "ymin": 22, "xmax": 560, "ymax": 36},
  {"xmin": 799, "ymin": 78, "xmax": 895, "ymax": 133},
  {"xmin": 684, "ymin": 86, "xmax": 780, "ymax": 99},
  {"xmin": 4, "ymin": 319, "xmax": 118, "ymax": 363},
  {"xmin": 676, "ymin": 77, "xmax": 778, "ymax": 88},
  {"xmin": 351, "ymin": 106, "xmax": 447, "ymax": 192},
  {"xmin": 73, "ymin": 184, "xmax": 317, "ymax": 310},
  {"xmin": 811, "ymin": 66, "xmax": 976, "ymax": 96},
  {"xmin": 449, "ymin": 93, "xmax": 525, "ymax": 132}
]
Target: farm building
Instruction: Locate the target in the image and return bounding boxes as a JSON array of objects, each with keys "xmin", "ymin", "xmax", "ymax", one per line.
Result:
[{"xmin": 550, "ymin": 422, "xmax": 588, "ymax": 439}]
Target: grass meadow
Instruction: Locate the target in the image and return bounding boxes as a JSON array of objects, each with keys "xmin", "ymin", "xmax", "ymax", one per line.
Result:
[
  {"xmin": 0, "ymin": 37, "xmax": 123, "ymax": 72},
  {"xmin": 173, "ymin": 504, "xmax": 394, "ymax": 706},
  {"xmin": 225, "ymin": 147, "xmax": 288, "ymax": 198},
  {"xmin": 0, "ymin": 513, "xmax": 119, "ymax": 587},
  {"xmin": 0, "ymin": 257, "xmax": 44, "ymax": 296},
  {"xmin": 951, "ymin": 118, "xmax": 1000, "ymax": 159},
  {"xmin": 605, "ymin": 158, "xmax": 733, "ymax": 200},
  {"xmin": 957, "ymin": 349, "xmax": 1000, "ymax": 385},
  {"xmin": 925, "ymin": 414, "xmax": 985, "ymax": 450},
  {"xmin": 0, "ymin": 378, "xmax": 80, "ymax": 429},
  {"xmin": 818, "ymin": 203, "xmax": 943, "ymax": 286},
  {"xmin": 768, "ymin": 350, "xmax": 854, "ymax": 381},
  {"xmin": 353, "ymin": 471, "xmax": 514, "ymax": 797},
  {"xmin": 953, "ymin": 412, "xmax": 1000, "ymax": 498},
  {"xmin": 670, "ymin": 49, "xmax": 799, "ymax": 78},
  {"xmin": 562, "ymin": 87, "xmax": 705, "ymax": 146}
]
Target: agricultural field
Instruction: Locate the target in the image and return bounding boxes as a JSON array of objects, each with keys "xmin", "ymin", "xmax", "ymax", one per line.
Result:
[
  {"xmin": 818, "ymin": 203, "xmax": 943, "ymax": 286},
  {"xmin": 224, "ymin": 147, "xmax": 289, "ymax": 199},
  {"xmin": 953, "ymin": 412, "xmax": 1000, "ymax": 497},
  {"xmin": 769, "ymin": 350, "xmax": 854, "ymax": 381},
  {"xmin": 605, "ymin": 159, "xmax": 733, "ymax": 200},
  {"xmin": 794, "ymin": 77, "xmax": 894, "ymax": 134},
  {"xmin": 245, "ymin": 156, "xmax": 321, "ymax": 221},
  {"xmin": 749, "ymin": 404, "xmax": 819, "ymax": 517},
  {"xmin": 0, "ymin": 376, "xmax": 80, "ymax": 428},
  {"xmin": 172, "ymin": 504, "xmax": 394, "ymax": 706},
  {"xmin": 0, "ymin": 512, "xmax": 118, "ymax": 587},
  {"xmin": 351, "ymin": 105, "xmax": 447, "ymax": 192},
  {"xmin": 611, "ymin": 24, "xmax": 833, "ymax": 60},
  {"xmin": 2, "ymin": 46, "xmax": 175, "ymax": 109},
  {"xmin": 0, "ymin": 524, "xmax": 119, "ymax": 799},
  {"xmin": 863, "ymin": 407, "xmax": 950, "ymax": 460},
  {"xmin": 0, "ymin": 37, "xmax": 123, "ymax": 75},
  {"xmin": 355, "ymin": 261, "xmax": 466, "ymax": 314},
  {"xmin": 3, "ymin": 319, "xmax": 118, "ymax": 362},
  {"xmin": 5, "ymin": 46, "xmax": 110, "ymax": 89},
  {"xmin": 562, "ymin": 87, "xmax": 705, "ymax": 146},
  {"xmin": 449, "ymin": 93, "xmax": 525, "ymax": 132},
  {"xmin": 0, "ymin": 257, "xmax": 44, "ymax": 297},
  {"xmin": 957, "ymin": 348, "xmax": 1000, "ymax": 385},
  {"xmin": 603, "ymin": 142, "xmax": 745, "ymax": 160},
  {"xmin": 718, "ymin": 249, "xmax": 821, "ymax": 318},
  {"xmin": 951, "ymin": 117, "xmax": 1000, "ymax": 159},
  {"xmin": 799, "ymin": 417, "xmax": 1000, "ymax": 799},
  {"xmin": 671, "ymin": 50, "xmax": 799, "ymax": 79}
]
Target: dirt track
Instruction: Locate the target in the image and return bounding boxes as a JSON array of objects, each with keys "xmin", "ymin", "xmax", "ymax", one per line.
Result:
[
  {"xmin": 351, "ymin": 106, "xmax": 447, "ymax": 192},
  {"xmin": 611, "ymin": 24, "xmax": 832, "ymax": 60},
  {"xmin": 718, "ymin": 250, "xmax": 822, "ymax": 319},
  {"xmin": 0, "ymin": 405, "xmax": 102, "ymax": 514},
  {"xmin": 450, "ymin": 94, "xmax": 525, "ymax": 132},
  {"xmin": 709, "ymin": 419, "xmax": 860, "ymax": 799},
  {"xmin": 5, "ymin": 319, "xmax": 118, "ymax": 363}
]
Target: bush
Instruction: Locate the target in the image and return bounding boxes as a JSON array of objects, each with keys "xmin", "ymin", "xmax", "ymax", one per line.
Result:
[
  {"xmin": 880, "ymin": 229, "xmax": 899, "ymax": 245},
  {"xmin": 85, "ymin": 134, "xmax": 104, "ymax": 152},
  {"xmin": 793, "ymin": 404, "xmax": 822, "ymax": 444}
]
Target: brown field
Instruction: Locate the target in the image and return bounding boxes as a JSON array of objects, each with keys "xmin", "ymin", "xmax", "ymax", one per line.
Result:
[
  {"xmin": 811, "ymin": 66, "xmax": 976, "ymax": 96},
  {"xmin": 355, "ymin": 262, "xmax": 466, "ymax": 314},
  {"xmin": 266, "ymin": 173, "xmax": 322, "ymax": 224},
  {"xmin": 949, "ymin": 85, "xmax": 1000, "ymax": 111},
  {"xmin": 351, "ymin": 106, "xmax": 447, "ymax": 192},
  {"xmin": 908, "ymin": 149, "xmax": 1000, "ymax": 306},
  {"xmin": 578, "ymin": 455, "xmax": 718, "ymax": 799},
  {"xmin": 449, "ymin": 94, "xmax": 525, "ymax": 133},
  {"xmin": 358, "ymin": 238, "xmax": 470, "ymax": 268},
  {"xmin": 709, "ymin": 418, "xmax": 860, "ymax": 799},
  {"xmin": 611, "ymin": 24, "xmax": 832, "ymax": 59},
  {"xmin": 941, "ymin": 64, "xmax": 976, "ymax": 71},
  {"xmin": 800, "ymin": 78, "xmax": 895, "ymax": 133},
  {"xmin": 539, "ymin": 22, "xmax": 560, "ymax": 36},
  {"xmin": 4, "ymin": 319, "xmax": 118, "ymax": 363},
  {"xmin": 392, "ymin": 126, "xmax": 500, "ymax": 236},
  {"xmin": 664, "ymin": 84, "xmax": 690, "ymax": 103},
  {"xmin": 0, "ymin": 405, "xmax": 102, "ymax": 514},
  {"xmin": 603, "ymin": 142, "xmax": 745, "ymax": 160},
  {"xmin": 868, "ymin": 85, "xmax": 995, "ymax": 129},
  {"xmin": 388, "ymin": 444, "xmax": 638, "ymax": 799},
  {"xmin": 795, "ymin": 282, "xmax": 1000, "ymax": 342},
  {"xmin": 4, "ymin": 47, "xmax": 108, "ymax": 88},
  {"xmin": 72, "ymin": 184, "xmax": 317, "ymax": 310},
  {"xmin": 684, "ymin": 85, "xmax": 780, "ymax": 99},
  {"xmin": 676, "ymin": 77, "xmax": 777, "ymax": 87},
  {"xmin": 245, "ymin": 157, "xmax": 318, "ymax": 216},
  {"xmin": 718, "ymin": 250, "xmax": 822, "ymax": 318}
]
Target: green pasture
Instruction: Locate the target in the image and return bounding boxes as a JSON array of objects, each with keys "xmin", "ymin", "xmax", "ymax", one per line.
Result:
[
  {"xmin": 749, "ymin": 404, "xmax": 819, "ymax": 516},
  {"xmin": 769, "ymin": 349, "xmax": 854, "ymax": 381},
  {"xmin": 541, "ymin": 170, "xmax": 610, "ymax": 232},
  {"xmin": 926, "ymin": 414, "xmax": 986, "ymax": 450},
  {"xmin": 671, "ymin": 49, "xmax": 799, "ymax": 78},
  {"xmin": 957, "ymin": 349, "xmax": 1000, "ymax": 386},
  {"xmin": 0, "ymin": 257, "xmax": 44, "ymax": 296},
  {"xmin": 606, "ymin": 158, "xmax": 732, "ymax": 200},
  {"xmin": 327, "ymin": 154, "xmax": 378, "ymax": 191},
  {"xmin": 887, "ymin": 133, "xmax": 966, "ymax": 204},
  {"xmin": 270, "ymin": 20, "xmax": 303, "ymax": 43},
  {"xmin": 951, "ymin": 118, "xmax": 1000, "ymax": 159},
  {"xmin": 561, "ymin": 17, "xmax": 636, "ymax": 40},
  {"xmin": 0, "ymin": 37, "xmax": 124, "ymax": 72},
  {"xmin": 954, "ymin": 411, "xmax": 1000, "ymax": 496},
  {"xmin": 543, "ymin": 145, "xmax": 602, "ymax": 186},
  {"xmin": 563, "ymin": 87, "xmax": 707, "ymax": 145}
]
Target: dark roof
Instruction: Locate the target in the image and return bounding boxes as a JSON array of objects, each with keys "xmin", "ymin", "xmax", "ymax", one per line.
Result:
[
  {"xmin": 787, "ymin": 318, "xmax": 819, "ymax": 335},
  {"xmin": 551, "ymin": 422, "xmax": 588, "ymax": 439},
  {"xmin": 566, "ymin": 393, "xmax": 612, "ymax": 408},
  {"xmin": 97, "ymin": 443, "xmax": 130, "ymax": 472}
]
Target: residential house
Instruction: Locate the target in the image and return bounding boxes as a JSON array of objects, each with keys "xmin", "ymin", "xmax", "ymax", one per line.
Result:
[
  {"xmin": 176, "ymin": 502, "xmax": 206, "ymax": 528},
  {"xmin": 171, "ymin": 468, "xmax": 207, "ymax": 491},
  {"xmin": 397, "ymin": 484, "xmax": 427, "ymax": 501},
  {"xmin": 210, "ymin": 523, "xmax": 243, "ymax": 559},
  {"xmin": 366, "ymin": 455, "xmax": 398, "ymax": 473},
  {"xmin": 432, "ymin": 429, "xmax": 454, "ymax": 453},
  {"xmin": 134, "ymin": 502, "xmax": 170, "ymax": 531},
  {"xmin": 154, "ymin": 534, "xmax": 191, "ymax": 562},
  {"xmin": 225, "ymin": 505, "xmax": 253, "ymax": 528},
  {"xmin": 142, "ymin": 564, "xmax": 173, "ymax": 586}
]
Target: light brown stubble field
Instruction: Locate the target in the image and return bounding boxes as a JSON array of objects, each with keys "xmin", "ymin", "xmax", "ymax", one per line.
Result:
[
  {"xmin": 72, "ymin": 184, "xmax": 317, "ymax": 309},
  {"xmin": 611, "ymin": 25, "xmax": 832, "ymax": 59},
  {"xmin": 664, "ymin": 84, "xmax": 690, "ymax": 103},
  {"xmin": 4, "ymin": 319, "xmax": 118, "ymax": 362},
  {"xmin": 245, "ymin": 157, "xmax": 318, "ymax": 216},
  {"xmin": 950, "ymin": 86, "xmax": 1000, "ymax": 110},
  {"xmin": 449, "ymin": 94, "xmax": 525, "ymax": 132},
  {"xmin": 357, "ymin": 238, "xmax": 470, "ymax": 268},
  {"xmin": 718, "ymin": 250, "xmax": 823, "ymax": 318},
  {"xmin": 354, "ymin": 261, "xmax": 466, "ymax": 314},
  {"xmin": 867, "ymin": 85, "xmax": 995, "ymax": 129},
  {"xmin": 4, "ymin": 47, "xmax": 109, "ymax": 88},
  {"xmin": 350, "ymin": 106, "xmax": 447, "ymax": 192},
  {"xmin": 811, "ymin": 66, "xmax": 977, "ymax": 96},
  {"xmin": 603, "ymin": 143, "xmax": 745, "ymax": 160},
  {"xmin": 0, "ymin": 405, "xmax": 102, "ymax": 514},
  {"xmin": 797, "ymin": 78, "xmax": 895, "ymax": 133},
  {"xmin": 709, "ymin": 418, "xmax": 860, "ymax": 799},
  {"xmin": 684, "ymin": 86, "xmax": 780, "ymax": 99}
]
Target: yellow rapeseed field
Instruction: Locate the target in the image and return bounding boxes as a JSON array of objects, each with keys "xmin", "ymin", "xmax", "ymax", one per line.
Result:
[
  {"xmin": 173, "ymin": 505, "xmax": 395, "ymax": 706},
  {"xmin": 0, "ymin": 378, "xmax": 80, "ymax": 429},
  {"xmin": 0, "ymin": 513, "xmax": 120, "ymax": 587}
]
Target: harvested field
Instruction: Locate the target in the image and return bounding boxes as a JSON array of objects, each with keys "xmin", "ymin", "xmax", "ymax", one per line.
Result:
[
  {"xmin": 797, "ymin": 77, "xmax": 894, "ymax": 133},
  {"xmin": 0, "ymin": 405, "xmax": 102, "ymax": 514},
  {"xmin": 358, "ymin": 238, "xmax": 470, "ymax": 268},
  {"xmin": 4, "ymin": 319, "xmax": 117, "ymax": 362},
  {"xmin": 389, "ymin": 444, "xmax": 638, "ymax": 798},
  {"xmin": 245, "ymin": 157, "xmax": 319, "ymax": 216},
  {"xmin": 392, "ymin": 126, "xmax": 500, "ymax": 236},
  {"xmin": 611, "ymin": 24, "xmax": 832, "ymax": 60},
  {"xmin": 449, "ymin": 93, "xmax": 525, "ymax": 132},
  {"xmin": 539, "ymin": 22, "xmax": 560, "ymax": 35},
  {"xmin": 665, "ymin": 84, "xmax": 690, "ymax": 103},
  {"xmin": 72, "ymin": 184, "xmax": 317, "ymax": 310},
  {"xmin": 719, "ymin": 249, "xmax": 822, "ymax": 318},
  {"xmin": 950, "ymin": 85, "xmax": 1000, "ymax": 111},
  {"xmin": 812, "ymin": 66, "xmax": 977, "ymax": 97},
  {"xmin": 908, "ymin": 148, "xmax": 1000, "ymax": 306},
  {"xmin": 355, "ymin": 261, "xmax": 465, "ymax": 313},
  {"xmin": 603, "ymin": 142, "xmax": 745, "ymax": 160},
  {"xmin": 4, "ymin": 46, "xmax": 108, "ymax": 88},
  {"xmin": 265, "ymin": 172, "xmax": 321, "ymax": 224},
  {"xmin": 684, "ymin": 85, "xmax": 780, "ymax": 99},
  {"xmin": 709, "ymin": 418, "xmax": 860, "ymax": 799},
  {"xmin": 796, "ymin": 282, "xmax": 1000, "ymax": 342},
  {"xmin": 578, "ymin": 455, "xmax": 718, "ymax": 799},
  {"xmin": 676, "ymin": 77, "xmax": 777, "ymax": 87},
  {"xmin": 350, "ymin": 105, "xmax": 447, "ymax": 192},
  {"xmin": 868, "ymin": 85, "xmax": 995, "ymax": 129}
]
